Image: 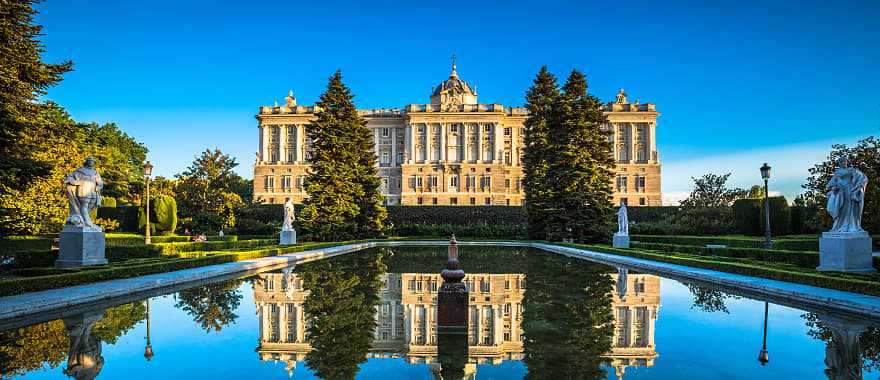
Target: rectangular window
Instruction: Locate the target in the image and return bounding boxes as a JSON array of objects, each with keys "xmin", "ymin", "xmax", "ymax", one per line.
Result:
[
  {"xmin": 470, "ymin": 197, "xmax": 476, "ymax": 205},
  {"xmin": 450, "ymin": 175, "xmax": 459, "ymax": 188},
  {"xmin": 418, "ymin": 124, "xmax": 425, "ymax": 133},
  {"xmin": 451, "ymin": 197, "xmax": 458, "ymax": 205},
  {"xmin": 640, "ymin": 197, "xmax": 646, "ymax": 206},
  {"xmin": 417, "ymin": 176, "xmax": 423, "ymax": 188},
  {"xmin": 408, "ymin": 279, "xmax": 416, "ymax": 291},
  {"xmin": 505, "ymin": 179, "xmax": 511, "ymax": 188},
  {"xmin": 450, "ymin": 124, "xmax": 459, "ymax": 133},
  {"xmin": 504, "ymin": 127, "xmax": 511, "ymax": 136},
  {"xmin": 485, "ymin": 197, "xmax": 491, "ymax": 205},
  {"xmin": 396, "ymin": 152, "xmax": 404, "ymax": 164},
  {"xmin": 635, "ymin": 176, "xmax": 646, "ymax": 188},
  {"xmin": 432, "ymin": 197, "xmax": 438, "ymax": 205},
  {"xmin": 382, "ymin": 128, "xmax": 389, "ymax": 137},
  {"xmin": 264, "ymin": 176, "xmax": 275, "ymax": 190},
  {"xmin": 617, "ymin": 176, "xmax": 628, "ymax": 191},
  {"xmin": 409, "ymin": 176, "xmax": 416, "ymax": 189},
  {"xmin": 484, "ymin": 124, "xmax": 491, "ymax": 133},
  {"xmin": 621, "ymin": 198, "xmax": 628, "ymax": 206},
  {"xmin": 381, "ymin": 152, "xmax": 391, "ymax": 165},
  {"xmin": 417, "ymin": 197, "xmax": 424, "ymax": 205}
]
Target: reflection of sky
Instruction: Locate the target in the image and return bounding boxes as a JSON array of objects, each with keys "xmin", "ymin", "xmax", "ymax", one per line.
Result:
[{"xmin": 9, "ymin": 274, "xmax": 877, "ymax": 379}]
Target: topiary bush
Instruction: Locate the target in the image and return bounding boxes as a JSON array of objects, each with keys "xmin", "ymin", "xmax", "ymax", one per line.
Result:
[
  {"xmin": 138, "ymin": 195, "xmax": 178, "ymax": 235},
  {"xmin": 733, "ymin": 198, "xmax": 762, "ymax": 236},
  {"xmin": 760, "ymin": 196, "xmax": 791, "ymax": 236}
]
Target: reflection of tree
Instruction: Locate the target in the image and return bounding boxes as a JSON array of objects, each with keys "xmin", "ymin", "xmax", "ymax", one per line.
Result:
[
  {"xmin": 175, "ymin": 279, "xmax": 243, "ymax": 333},
  {"xmin": 686, "ymin": 283, "xmax": 740, "ymax": 314},
  {"xmin": 92, "ymin": 301, "xmax": 146, "ymax": 344},
  {"xmin": 0, "ymin": 302, "xmax": 146, "ymax": 377},
  {"xmin": 299, "ymin": 248, "xmax": 388, "ymax": 380},
  {"xmin": 522, "ymin": 251, "xmax": 614, "ymax": 380},
  {"xmin": 0, "ymin": 319, "xmax": 67, "ymax": 376},
  {"xmin": 804, "ymin": 313, "xmax": 880, "ymax": 373}
]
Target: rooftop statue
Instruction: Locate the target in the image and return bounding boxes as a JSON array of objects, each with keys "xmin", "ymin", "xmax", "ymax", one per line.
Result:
[
  {"xmin": 64, "ymin": 157, "xmax": 103, "ymax": 230},
  {"xmin": 826, "ymin": 156, "xmax": 868, "ymax": 233}
]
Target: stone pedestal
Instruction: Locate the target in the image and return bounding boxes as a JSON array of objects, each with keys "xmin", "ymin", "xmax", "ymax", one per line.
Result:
[
  {"xmin": 438, "ymin": 281, "xmax": 468, "ymax": 332},
  {"xmin": 280, "ymin": 229, "xmax": 296, "ymax": 245},
  {"xmin": 613, "ymin": 233, "xmax": 630, "ymax": 249},
  {"xmin": 817, "ymin": 231, "xmax": 875, "ymax": 273},
  {"xmin": 56, "ymin": 225, "xmax": 107, "ymax": 268}
]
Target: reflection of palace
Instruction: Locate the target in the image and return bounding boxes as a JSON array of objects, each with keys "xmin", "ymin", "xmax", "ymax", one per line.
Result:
[{"xmin": 253, "ymin": 270, "xmax": 660, "ymax": 378}]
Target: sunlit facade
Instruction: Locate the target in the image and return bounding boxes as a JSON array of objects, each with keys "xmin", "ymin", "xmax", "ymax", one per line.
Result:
[{"xmin": 253, "ymin": 61, "xmax": 661, "ymax": 207}]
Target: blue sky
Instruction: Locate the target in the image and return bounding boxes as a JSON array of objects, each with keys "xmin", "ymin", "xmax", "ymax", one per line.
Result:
[{"xmin": 35, "ymin": 0, "xmax": 880, "ymax": 203}]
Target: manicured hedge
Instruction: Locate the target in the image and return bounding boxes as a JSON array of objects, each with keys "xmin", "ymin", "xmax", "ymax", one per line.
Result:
[
  {"xmin": 631, "ymin": 242, "xmax": 823, "ymax": 268},
  {"xmin": 568, "ymin": 244, "xmax": 880, "ymax": 297},
  {"xmin": 386, "ymin": 206, "xmax": 526, "ymax": 226},
  {"xmin": 733, "ymin": 199, "xmax": 762, "ymax": 236},
  {"xmin": 632, "ymin": 234, "xmax": 821, "ymax": 251},
  {"xmin": 152, "ymin": 239, "xmax": 277, "ymax": 255},
  {"xmin": 0, "ymin": 241, "xmax": 349, "ymax": 297},
  {"xmin": 0, "ymin": 236, "xmax": 53, "ymax": 253},
  {"xmin": 391, "ymin": 223, "xmax": 526, "ymax": 239},
  {"xmin": 138, "ymin": 195, "xmax": 177, "ymax": 235}
]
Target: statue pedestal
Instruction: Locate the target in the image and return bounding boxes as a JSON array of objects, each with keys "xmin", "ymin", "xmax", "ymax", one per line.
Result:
[
  {"xmin": 280, "ymin": 229, "xmax": 297, "ymax": 245},
  {"xmin": 56, "ymin": 225, "xmax": 107, "ymax": 268},
  {"xmin": 438, "ymin": 281, "xmax": 468, "ymax": 332},
  {"xmin": 817, "ymin": 231, "xmax": 875, "ymax": 273},
  {"xmin": 613, "ymin": 232, "xmax": 630, "ymax": 249}
]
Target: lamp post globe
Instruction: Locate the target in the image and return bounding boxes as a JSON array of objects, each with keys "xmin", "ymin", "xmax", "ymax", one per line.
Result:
[{"xmin": 760, "ymin": 163, "xmax": 772, "ymax": 249}]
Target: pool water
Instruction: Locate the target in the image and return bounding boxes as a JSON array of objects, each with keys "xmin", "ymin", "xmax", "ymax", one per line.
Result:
[{"xmin": 1, "ymin": 246, "xmax": 878, "ymax": 379}]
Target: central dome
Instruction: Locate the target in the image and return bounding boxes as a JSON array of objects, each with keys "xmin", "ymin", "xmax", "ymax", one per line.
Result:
[{"xmin": 429, "ymin": 56, "xmax": 478, "ymax": 106}]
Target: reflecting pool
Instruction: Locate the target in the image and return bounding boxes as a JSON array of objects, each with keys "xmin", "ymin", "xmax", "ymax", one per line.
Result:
[{"xmin": 1, "ymin": 246, "xmax": 878, "ymax": 379}]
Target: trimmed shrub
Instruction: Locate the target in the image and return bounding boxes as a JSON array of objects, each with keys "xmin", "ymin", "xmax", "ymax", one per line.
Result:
[
  {"xmin": 153, "ymin": 239, "xmax": 276, "ymax": 255},
  {"xmin": 138, "ymin": 195, "xmax": 177, "ymax": 235},
  {"xmin": 391, "ymin": 223, "xmax": 526, "ymax": 239},
  {"xmin": 631, "ymin": 242, "xmax": 819, "ymax": 268},
  {"xmin": 97, "ymin": 206, "xmax": 118, "ymax": 222},
  {"xmin": 386, "ymin": 206, "xmax": 526, "ymax": 227},
  {"xmin": 119, "ymin": 206, "xmax": 140, "ymax": 232},
  {"xmin": 733, "ymin": 198, "xmax": 762, "ymax": 236},
  {"xmin": 791, "ymin": 205, "xmax": 824, "ymax": 235},
  {"xmin": 632, "ymin": 234, "xmax": 821, "ymax": 251},
  {"xmin": 9, "ymin": 250, "xmax": 57, "ymax": 268},
  {"xmin": 0, "ymin": 236, "xmax": 53, "ymax": 253},
  {"xmin": 760, "ymin": 196, "xmax": 791, "ymax": 236},
  {"xmin": 575, "ymin": 244, "xmax": 880, "ymax": 297}
]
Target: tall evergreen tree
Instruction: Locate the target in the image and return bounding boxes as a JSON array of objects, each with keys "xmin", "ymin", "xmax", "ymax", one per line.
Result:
[
  {"xmin": 545, "ymin": 70, "xmax": 615, "ymax": 242},
  {"xmin": 300, "ymin": 71, "xmax": 387, "ymax": 241},
  {"xmin": 522, "ymin": 66, "xmax": 560, "ymax": 240},
  {"xmin": 0, "ymin": 0, "xmax": 72, "ymax": 188}
]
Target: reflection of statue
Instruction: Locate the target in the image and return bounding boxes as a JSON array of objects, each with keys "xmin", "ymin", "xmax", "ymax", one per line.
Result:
[
  {"xmin": 826, "ymin": 156, "xmax": 868, "ymax": 233},
  {"xmin": 616, "ymin": 268, "xmax": 628, "ymax": 301},
  {"xmin": 616, "ymin": 201, "xmax": 629, "ymax": 235},
  {"xmin": 819, "ymin": 315, "xmax": 866, "ymax": 380},
  {"xmin": 282, "ymin": 199, "xmax": 295, "ymax": 231},
  {"xmin": 64, "ymin": 157, "xmax": 103, "ymax": 229},
  {"xmin": 63, "ymin": 311, "xmax": 105, "ymax": 380}
]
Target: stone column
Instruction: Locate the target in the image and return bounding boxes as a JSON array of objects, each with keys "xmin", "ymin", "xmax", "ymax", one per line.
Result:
[
  {"xmin": 609, "ymin": 123, "xmax": 618, "ymax": 162},
  {"xmin": 462, "ymin": 123, "xmax": 470, "ymax": 161},
  {"xmin": 391, "ymin": 301, "xmax": 398, "ymax": 338},
  {"xmin": 510, "ymin": 128, "xmax": 517, "ymax": 166},
  {"xmin": 425, "ymin": 124, "xmax": 432, "ymax": 163},
  {"xmin": 408, "ymin": 123, "xmax": 416, "ymax": 164},
  {"xmin": 511, "ymin": 302, "xmax": 519, "ymax": 342},
  {"xmin": 373, "ymin": 127, "xmax": 380, "ymax": 166},
  {"xmin": 260, "ymin": 126, "xmax": 270, "ymax": 163},
  {"xmin": 279, "ymin": 303, "xmax": 288, "ymax": 342},
  {"xmin": 296, "ymin": 304, "xmax": 305, "ymax": 342},
  {"xmin": 440, "ymin": 123, "xmax": 447, "ymax": 162},
  {"xmin": 391, "ymin": 128, "xmax": 398, "ymax": 166},
  {"xmin": 493, "ymin": 305, "xmax": 503, "ymax": 346},
  {"xmin": 629, "ymin": 123, "xmax": 637, "ymax": 164},
  {"xmin": 476, "ymin": 124, "xmax": 483, "ymax": 162},
  {"xmin": 295, "ymin": 125, "xmax": 303, "ymax": 163},
  {"xmin": 493, "ymin": 123, "xmax": 502, "ymax": 163},
  {"xmin": 648, "ymin": 306, "xmax": 657, "ymax": 347},
  {"xmin": 649, "ymin": 122, "xmax": 658, "ymax": 163},
  {"xmin": 476, "ymin": 306, "xmax": 483, "ymax": 345},
  {"xmin": 278, "ymin": 126, "xmax": 287, "ymax": 164},
  {"xmin": 260, "ymin": 304, "xmax": 270, "ymax": 341}
]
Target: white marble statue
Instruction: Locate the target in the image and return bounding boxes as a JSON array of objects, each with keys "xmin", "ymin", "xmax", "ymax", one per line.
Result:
[
  {"xmin": 826, "ymin": 156, "xmax": 868, "ymax": 233},
  {"xmin": 282, "ymin": 199, "xmax": 296, "ymax": 231},
  {"xmin": 616, "ymin": 201, "xmax": 629, "ymax": 235},
  {"xmin": 64, "ymin": 157, "xmax": 103, "ymax": 230}
]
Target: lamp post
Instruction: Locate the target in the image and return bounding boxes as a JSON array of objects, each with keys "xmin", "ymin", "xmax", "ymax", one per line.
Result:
[
  {"xmin": 757, "ymin": 301, "xmax": 769, "ymax": 365},
  {"xmin": 144, "ymin": 161, "xmax": 153, "ymax": 244},
  {"xmin": 760, "ymin": 163, "xmax": 772, "ymax": 249},
  {"xmin": 144, "ymin": 298, "xmax": 154, "ymax": 361}
]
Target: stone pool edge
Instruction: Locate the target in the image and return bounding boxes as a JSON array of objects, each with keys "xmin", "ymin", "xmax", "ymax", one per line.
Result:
[{"xmin": 2, "ymin": 240, "xmax": 880, "ymax": 322}]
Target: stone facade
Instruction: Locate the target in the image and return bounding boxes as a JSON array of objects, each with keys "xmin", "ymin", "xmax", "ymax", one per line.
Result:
[
  {"xmin": 253, "ymin": 270, "xmax": 660, "ymax": 378},
  {"xmin": 253, "ymin": 61, "xmax": 661, "ymax": 206}
]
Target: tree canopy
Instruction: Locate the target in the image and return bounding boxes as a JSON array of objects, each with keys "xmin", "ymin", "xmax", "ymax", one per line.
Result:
[
  {"xmin": 299, "ymin": 71, "xmax": 387, "ymax": 241},
  {"xmin": 680, "ymin": 173, "xmax": 748, "ymax": 207},
  {"xmin": 174, "ymin": 149, "xmax": 245, "ymax": 233}
]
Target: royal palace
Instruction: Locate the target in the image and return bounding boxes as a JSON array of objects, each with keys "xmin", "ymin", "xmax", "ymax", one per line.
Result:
[{"xmin": 253, "ymin": 61, "xmax": 661, "ymax": 206}]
